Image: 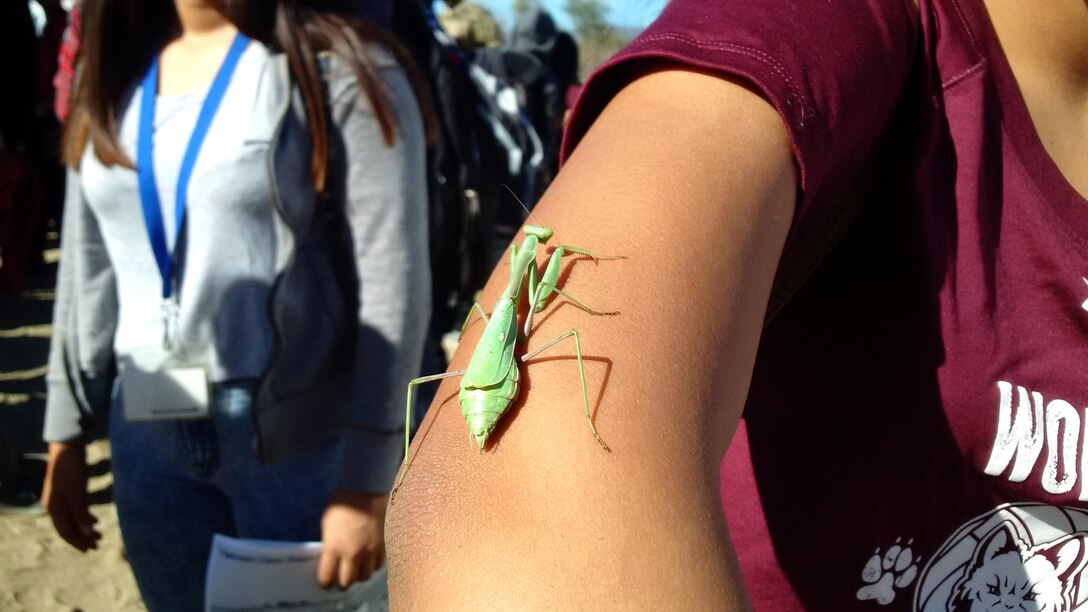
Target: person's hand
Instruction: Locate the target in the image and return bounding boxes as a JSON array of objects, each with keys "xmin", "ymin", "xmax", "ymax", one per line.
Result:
[
  {"xmin": 317, "ymin": 489, "xmax": 387, "ymax": 589},
  {"xmin": 41, "ymin": 441, "xmax": 100, "ymax": 552}
]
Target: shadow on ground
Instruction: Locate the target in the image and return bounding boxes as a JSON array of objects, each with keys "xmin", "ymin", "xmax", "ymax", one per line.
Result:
[
  {"xmin": 1, "ymin": 239, "xmax": 116, "ymax": 510},
  {"xmin": 1, "ymin": 240, "xmax": 61, "ymax": 495}
]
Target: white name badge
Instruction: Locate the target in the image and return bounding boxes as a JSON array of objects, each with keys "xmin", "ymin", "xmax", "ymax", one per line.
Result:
[{"xmin": 120, "ymin": 366, "xmax": 211, "ymax": 421}]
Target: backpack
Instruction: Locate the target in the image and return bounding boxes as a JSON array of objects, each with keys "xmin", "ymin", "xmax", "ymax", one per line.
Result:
[
  {"xmin": 391, "ymin": 1, "xmax": 542, "ymax": 344},
  {"xmin": 471, "ymin": 47, "xmax": 549, "ymax": 205},
  {"xmin": 392, "ymin": 2, "xmax": 486, "ymax": 338}
]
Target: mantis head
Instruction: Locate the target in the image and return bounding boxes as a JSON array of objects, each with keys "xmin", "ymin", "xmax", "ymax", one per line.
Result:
[{"xmin": 523, "ymin": 225, "xmax": 554, "ymax": 243}]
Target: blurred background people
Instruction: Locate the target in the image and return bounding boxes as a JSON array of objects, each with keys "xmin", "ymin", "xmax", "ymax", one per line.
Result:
[
  {"xmin": 437, "ymin": 0, "xmax": 504, "ymax": 50},
  {"xmin": 0, "ymin": 1, "xmax": 49, "ymax": 295}
]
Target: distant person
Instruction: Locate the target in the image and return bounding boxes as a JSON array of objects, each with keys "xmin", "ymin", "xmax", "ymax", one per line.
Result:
[
  {"xmin": 0, "ymin": 0, "xmax": 44, "ymax": 293},
  {"xmin": 26, "ymin": 0, "xmax": 68, "ymax": 276},
  {"xmin": 0, "ymin": 146, "xmax": 42, "ymax": 294},
  {"xmin": 0, "ymin": 2, "xmax": 37, "ymax": 151},
  {"xmin": 53, "ymin": 0, "xmax": 81, "ymax": 124},
  {"xmin": 437, "ymin": 0, "xmax": 503, "ymax": 51},
  {"xmin": 507, "ymin": 6, "xmax": 576, "ymax": 186},
  {"xmin": 551, "ymin": 31, "xmax": 580, "ymax": 114},
  {"xmin": 40, "ymin": 0, "xmax": 432, "ymax": 609}
]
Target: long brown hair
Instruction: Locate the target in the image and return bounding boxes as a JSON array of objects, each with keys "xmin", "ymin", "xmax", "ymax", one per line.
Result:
[{"xmin": 64, "ymin": 0, "xmax": 435, "ymax": 192}]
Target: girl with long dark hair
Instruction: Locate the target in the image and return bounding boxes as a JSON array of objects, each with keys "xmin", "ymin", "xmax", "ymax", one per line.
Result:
[{"xmin": 41, "ymin": 0, "xmax": 432, "ymax": 607}]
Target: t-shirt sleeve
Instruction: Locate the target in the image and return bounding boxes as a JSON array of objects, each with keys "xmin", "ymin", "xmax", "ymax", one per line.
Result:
[{"xmin": 561, "ymin": 0, "xmax": 918, "ymax": 223}]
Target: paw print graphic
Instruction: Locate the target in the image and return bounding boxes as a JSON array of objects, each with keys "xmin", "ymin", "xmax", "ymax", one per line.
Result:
[{"xmin": 856, "ymin": 538, "xmax": 920, "ymax": 606}]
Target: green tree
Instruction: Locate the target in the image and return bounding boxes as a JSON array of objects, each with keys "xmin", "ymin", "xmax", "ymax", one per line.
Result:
[
  {"xmin": 564, "ymin": 0, "xmax": 611, "ymax": 39},
  {"xmin": 513, "ymin": 0, "xmax": 532, "ymax": 17}
]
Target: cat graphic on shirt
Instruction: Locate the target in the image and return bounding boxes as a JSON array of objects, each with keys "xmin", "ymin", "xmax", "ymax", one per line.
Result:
[{"xmin": 948, "ymin": 521, "xmax": 1088, "ymax": 612}]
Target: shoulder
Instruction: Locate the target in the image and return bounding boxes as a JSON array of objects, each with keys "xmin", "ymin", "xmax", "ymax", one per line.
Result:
[
  {"xmin": 322, "ymin": 42, "xmax": 415, "ymax": 111},
  {"xmin": 319, "ymin": 41, "xmax": 425, "ymax": 160},
  {"xmin": 565, "ymin": 0, "xmax": 919, "ymax": 217}
]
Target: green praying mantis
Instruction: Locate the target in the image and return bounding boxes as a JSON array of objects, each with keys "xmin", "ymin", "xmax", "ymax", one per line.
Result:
[{"xmin": 398, "ymin": 224, "xmax": 624, "ymax": 485}]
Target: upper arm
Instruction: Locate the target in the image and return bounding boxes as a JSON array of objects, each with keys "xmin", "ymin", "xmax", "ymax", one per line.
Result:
[
  {"xmin": 44, "ymin": 168, "xmax": 116, "ymax": 443},
  {"xmin": 386, "ymin": 1, "xmax": 917, "ymax": 605},
  {"xmin": 328, "ymin": 55, "xmax": 430, "ymax": 317},
  {"xmin": 386, "ymin": 68, "xmax": 795, "ymax": 609}
]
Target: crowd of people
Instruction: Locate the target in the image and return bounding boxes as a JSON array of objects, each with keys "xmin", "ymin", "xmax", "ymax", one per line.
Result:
[
  {"xmin": 3, "ymin": 0, "xmax": 1088, "ymax": 610},
  {"xmin": 0, "ymin": 0, "xmax": 66, "ymax": 294},
  {"xmin": 0, "ymin": 0, "xmax": 70, "ymax": 517}
]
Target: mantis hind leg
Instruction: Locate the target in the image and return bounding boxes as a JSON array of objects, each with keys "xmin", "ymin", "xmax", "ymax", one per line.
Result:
[
  {"xmin": 442, "ymin": 303, "xmax": 489, "ymax": 363},
  {"xmin": 521, "ymin": 329, "xmax": 610, "ymax": 451},
  {"xmin": 459, "ymin": 302, "xmax": 489, "ymax": 334},
  {"xmin": 399, "ymin": 369, "xmax": 467, "ymax": 488}
]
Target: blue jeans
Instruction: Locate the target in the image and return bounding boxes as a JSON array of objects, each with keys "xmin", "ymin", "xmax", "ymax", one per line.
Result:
[{"xmin": 109, "ymin": 380, "xmax": 343, "ymax": 612}]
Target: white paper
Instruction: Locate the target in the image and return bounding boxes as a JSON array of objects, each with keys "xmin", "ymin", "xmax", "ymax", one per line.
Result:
[{"xmin": 205, "ymin": 534, "xmax": 388, "ymax": 612}]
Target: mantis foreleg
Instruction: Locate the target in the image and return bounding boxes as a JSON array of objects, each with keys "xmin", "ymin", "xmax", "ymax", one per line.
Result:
[
  {"xmin": 521, "ymin": 329, "xmax": 610, "ymax": 451},
  {"xmin": 548, "ymin": 287, "xmax": 619, "ymax": 317},
  {"xmin": 523, "ymin": 245, "xmax": 622, "ymax": 336},
  {"xmin": 535, "ymin": 246, "xmax": 624, "ymax": 312}
]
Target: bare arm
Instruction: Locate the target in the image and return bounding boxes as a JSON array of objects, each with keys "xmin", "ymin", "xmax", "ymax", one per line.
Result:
[{"xmin": 386, "ymin": 68, "xmax": 797, "ymax": 609}]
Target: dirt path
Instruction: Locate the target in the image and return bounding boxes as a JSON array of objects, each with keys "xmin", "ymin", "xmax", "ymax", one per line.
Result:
[{"xmin": 0, "ymin": 248, "xmax": 145, "ymax": 611}]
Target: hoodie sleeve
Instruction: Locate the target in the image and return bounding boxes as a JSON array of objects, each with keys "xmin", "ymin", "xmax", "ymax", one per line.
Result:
[
  {"xmin": 44, "ymin": 168, "xmax": 117, "ymax": 444},
  {"xmin": 326, "ymin": 49, "xmax": 431, "ymax": 492}
]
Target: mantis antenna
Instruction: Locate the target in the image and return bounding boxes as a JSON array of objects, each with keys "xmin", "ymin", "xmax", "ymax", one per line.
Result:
[{"xmin": 499, "ymin": 183, "xmax": 541, "ymax": 226}]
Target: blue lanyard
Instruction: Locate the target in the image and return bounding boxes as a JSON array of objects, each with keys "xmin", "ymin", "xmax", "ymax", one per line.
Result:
[{"xmin": 136, "ymin": 32, "xmax": 251, "ymax": 300}]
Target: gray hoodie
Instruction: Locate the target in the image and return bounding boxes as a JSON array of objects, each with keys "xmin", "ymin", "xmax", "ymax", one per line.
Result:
[{"xmin": 44, "ymin": 45, "xmax": 430, "ymax": 493}]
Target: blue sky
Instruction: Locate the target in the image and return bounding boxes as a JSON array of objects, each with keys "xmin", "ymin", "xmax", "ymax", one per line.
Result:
[{"xmin": 438, "ymin": 0, "xmax": 669, "ymax": 35}]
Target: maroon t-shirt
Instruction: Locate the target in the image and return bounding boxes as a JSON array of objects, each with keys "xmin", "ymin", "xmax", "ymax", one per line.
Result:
[{"xmin": 563, "ymin": 0, "xmax": 1088, "ymax": 609}]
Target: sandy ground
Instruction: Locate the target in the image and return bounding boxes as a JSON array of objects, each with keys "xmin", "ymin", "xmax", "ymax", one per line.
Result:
[
  {"xmin": 0, "ymin": 246, "xmax": 146, "ymax": 611},
  {"xmin": 0, "ymin": 442, "xmax": 144, "ymax": 612}
]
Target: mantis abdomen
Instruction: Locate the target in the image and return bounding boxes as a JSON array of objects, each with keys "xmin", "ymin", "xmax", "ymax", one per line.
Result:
[{"xmin": 458, "ymin": 296, "xmax": 521, "ymax": 448}]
